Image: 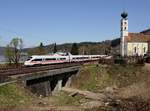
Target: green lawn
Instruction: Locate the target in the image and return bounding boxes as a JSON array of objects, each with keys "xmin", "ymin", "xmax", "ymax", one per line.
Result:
[{"xmin": 0, "ymin": 83, "xmax": 32, "ymax": 108}]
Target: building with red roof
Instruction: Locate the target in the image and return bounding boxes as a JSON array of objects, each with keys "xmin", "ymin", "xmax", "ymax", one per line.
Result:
[{"xmin": 120, "ymin": 12, "xmax": 150, "ymax": 56}]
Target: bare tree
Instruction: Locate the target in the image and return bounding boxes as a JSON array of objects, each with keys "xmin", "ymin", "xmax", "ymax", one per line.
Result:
[
  {"xmin": 5, "ymin": 38, "xmax": 23, "ymax": 65},
  {"xmin": 4, "ymin": 45, "xmax": 13, "ymax": 65}
]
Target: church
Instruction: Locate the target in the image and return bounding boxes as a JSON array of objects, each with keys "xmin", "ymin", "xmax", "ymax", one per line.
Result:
[{"xmin": 120, "ymin": 12, "xmax": 150, "ymax": 57}]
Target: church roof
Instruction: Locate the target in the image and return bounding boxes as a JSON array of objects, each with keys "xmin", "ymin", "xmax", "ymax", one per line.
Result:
[{"xmin": 126, "ymin": 33, "xmax": 150, "ymax": 42}]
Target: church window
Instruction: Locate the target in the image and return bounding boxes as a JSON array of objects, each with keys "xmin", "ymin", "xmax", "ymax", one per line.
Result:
[
  {"xmin": 124, "ymin": 22, "xmax": 127, "ymax": 24},
  {"xmin": 134, "ymin": 47, "xmax": 137, "ymax": 53},
  {"xmin": 124, "ymin": 27, "xmax": 126, "ymax": 30},
  {"xmin": 144, "ymin": 47, "xmax": 146, "ymax": 53}
]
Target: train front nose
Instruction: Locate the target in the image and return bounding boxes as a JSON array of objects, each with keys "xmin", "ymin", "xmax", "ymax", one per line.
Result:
[{"xmin": 24, "ymin": 61, "xmax": 31, "ymax": 66}]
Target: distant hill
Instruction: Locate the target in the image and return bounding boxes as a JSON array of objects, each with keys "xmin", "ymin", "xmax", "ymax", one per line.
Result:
[
  {"xmin": 23, "ymin": 38, "xmax": 120, "ymax": 55},
  {"xmin": 0, "ymin": 47, "xmax": 5, "ymax": 55},
  {"xmin": 1, "ymin": 38, "xmax": 121, "ymax": 56}
]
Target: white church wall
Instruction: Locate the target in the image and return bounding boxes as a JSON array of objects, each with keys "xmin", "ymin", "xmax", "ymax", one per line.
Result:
[{"xmin": 127, "ymin": 42, "xmax": 148, "ymax": 56}]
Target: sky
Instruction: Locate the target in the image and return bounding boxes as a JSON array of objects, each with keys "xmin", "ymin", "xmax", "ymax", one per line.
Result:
[{"xmin": 0, "ymin": 0, "xmax": 149, "ymax": 48}]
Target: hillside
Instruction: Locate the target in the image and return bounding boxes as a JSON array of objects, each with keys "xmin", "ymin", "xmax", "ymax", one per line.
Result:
[
  {"xmin": 23, "ymin": 38, "xmax": 120, "ymax": 55},
  {"xmin": 0, "ymin": 38, "xmax": 120, "ymax": 56},
  {"xmin": 1, "ymin": 63, "xmax": 150, "ymax": 111}
]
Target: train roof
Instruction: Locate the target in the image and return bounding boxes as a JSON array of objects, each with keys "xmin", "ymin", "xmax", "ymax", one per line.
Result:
[
  {"xmin": 31, "ymin": 55, "xmax": 68, "ymax": 58},
  {"xmin": 30, "ymin": 54, "xmax": 107, "ymax": 58}
]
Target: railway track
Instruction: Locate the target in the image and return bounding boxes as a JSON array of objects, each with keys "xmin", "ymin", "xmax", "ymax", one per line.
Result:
[{"xmin": 0, "ymin": 62, "xmax": 82, "ymax": 77}]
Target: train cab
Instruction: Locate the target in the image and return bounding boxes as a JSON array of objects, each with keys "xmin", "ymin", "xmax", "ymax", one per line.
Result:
[{"xmin": 24, "ymin": 55, "xmax": 69, "ymax": 66}]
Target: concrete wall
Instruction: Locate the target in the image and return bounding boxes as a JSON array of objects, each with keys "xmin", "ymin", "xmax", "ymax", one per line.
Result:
[{"xmin": 25, "ymin": 70, "xmax": 79, "ymax": 97}]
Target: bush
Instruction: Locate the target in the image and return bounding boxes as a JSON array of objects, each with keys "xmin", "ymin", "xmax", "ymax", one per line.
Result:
[{"xmin": 114, "ymin": 58, "xmax": 126, "ymax": 64}]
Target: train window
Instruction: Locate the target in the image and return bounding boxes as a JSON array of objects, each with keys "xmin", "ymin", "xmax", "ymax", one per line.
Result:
[
  {"xmin": 27, "ymin": 57, "xmax": 32, "ymax": 61},
  {"xmin": 59, "ymin": 58, "xmax": 66, "ymax": 60},
  {"xmin": 32, "ymin": 59, "xmax": 42, "ymax": 61},
  {"xmin": 45, "ymin": 58, "xmax": 56, "ymax": 60},
  {"xmin": 92, "ymin": 57, "xmax": 98, "ymax": 58}
]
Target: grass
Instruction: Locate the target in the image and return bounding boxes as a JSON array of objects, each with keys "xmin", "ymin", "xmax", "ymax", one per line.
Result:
[
  {"xmin": 31, "ymin": 63, "xmax": 150, "ymax": 110},
  {"xmin": 50, "ymin": 91, "xmax": 88, "ymax": 106},
  {"xmin": 106, "ymin": 65, "xmax": 139, "ymax": 87},
  {"xmin": 71, "ymin": 65, "xmax": 99, "ymax": 91},
  {"xmin": 80, "ymin": 65, "xmax": 99, "ymax": 91},
  {"xmin": 0, "ymin": 63, "xmax": 149, "ymax": 110},
  {"xmin": 0, "ymin": 83, "xmax": 32, "ymax": 108},
  {"xmin": 70, "ymin": 64, "xmax": 150, "ymax": 110},
  {"xmin": 71, "ymin": 64, "xmax": 112, "ymax": 91},
  {"xmin": 71, "ymin": 64, "xmax": 145, "ymax": 92}
]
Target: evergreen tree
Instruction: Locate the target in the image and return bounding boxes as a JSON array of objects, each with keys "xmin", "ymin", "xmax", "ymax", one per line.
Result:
[
  {"xmin": 71, "ymin": 43, "xmax": 79, "ymax": 55},
  {"xmin": 53, "ymin": 43, "xmax": 57, "ymax": 53},
  {"xmin": 38, "ymin": 42, "xmax": 46, "ymax": 55},
  {"xmin": 40, "ymin": 42, "xmax": 44, "ymax": 48},
  {"xmin": 111, "ymin": 38, "xmax": 120, "ymax": 47}
]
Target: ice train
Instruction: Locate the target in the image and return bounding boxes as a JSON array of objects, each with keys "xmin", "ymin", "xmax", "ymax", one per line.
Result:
[{"xmin": 24, "ymin": 52, "xmax": 108, "ymax": 66}]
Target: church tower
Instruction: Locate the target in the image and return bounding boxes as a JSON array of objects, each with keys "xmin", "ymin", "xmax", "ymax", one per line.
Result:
[{"xmin": 120, "ymin": 12, "xmax": 128, "ymax": 57}]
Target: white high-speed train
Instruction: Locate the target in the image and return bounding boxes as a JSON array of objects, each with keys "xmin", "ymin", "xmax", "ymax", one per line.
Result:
[{"xmin": 24, "ymin": 52, "xmax": 108, "ymax": 66}]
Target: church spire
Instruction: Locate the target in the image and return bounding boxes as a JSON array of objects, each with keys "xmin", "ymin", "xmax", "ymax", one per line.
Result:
[
  {"xmin": 121, "ymin": 11, "xmax": 128, "ymax": 19},
  {"xmin": 120, "ymin": 11, "xmax": 128, "ymax": 57}
]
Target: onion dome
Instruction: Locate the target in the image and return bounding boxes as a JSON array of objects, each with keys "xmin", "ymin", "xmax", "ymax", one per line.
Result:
[{"xmin": 121, "ymin": 12, "xmax": 128, "ymax": 19}]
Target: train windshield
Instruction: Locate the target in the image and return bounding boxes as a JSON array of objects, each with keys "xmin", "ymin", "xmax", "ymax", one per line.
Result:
[{"xmin": 27, "ymin": 57, "xmax": 32, "ymax": 61}]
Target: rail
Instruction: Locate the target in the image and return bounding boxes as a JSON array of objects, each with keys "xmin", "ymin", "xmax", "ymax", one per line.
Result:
[{"xmin": 0, "ymin": 62, "xmax": 82, "ymax": 77}]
